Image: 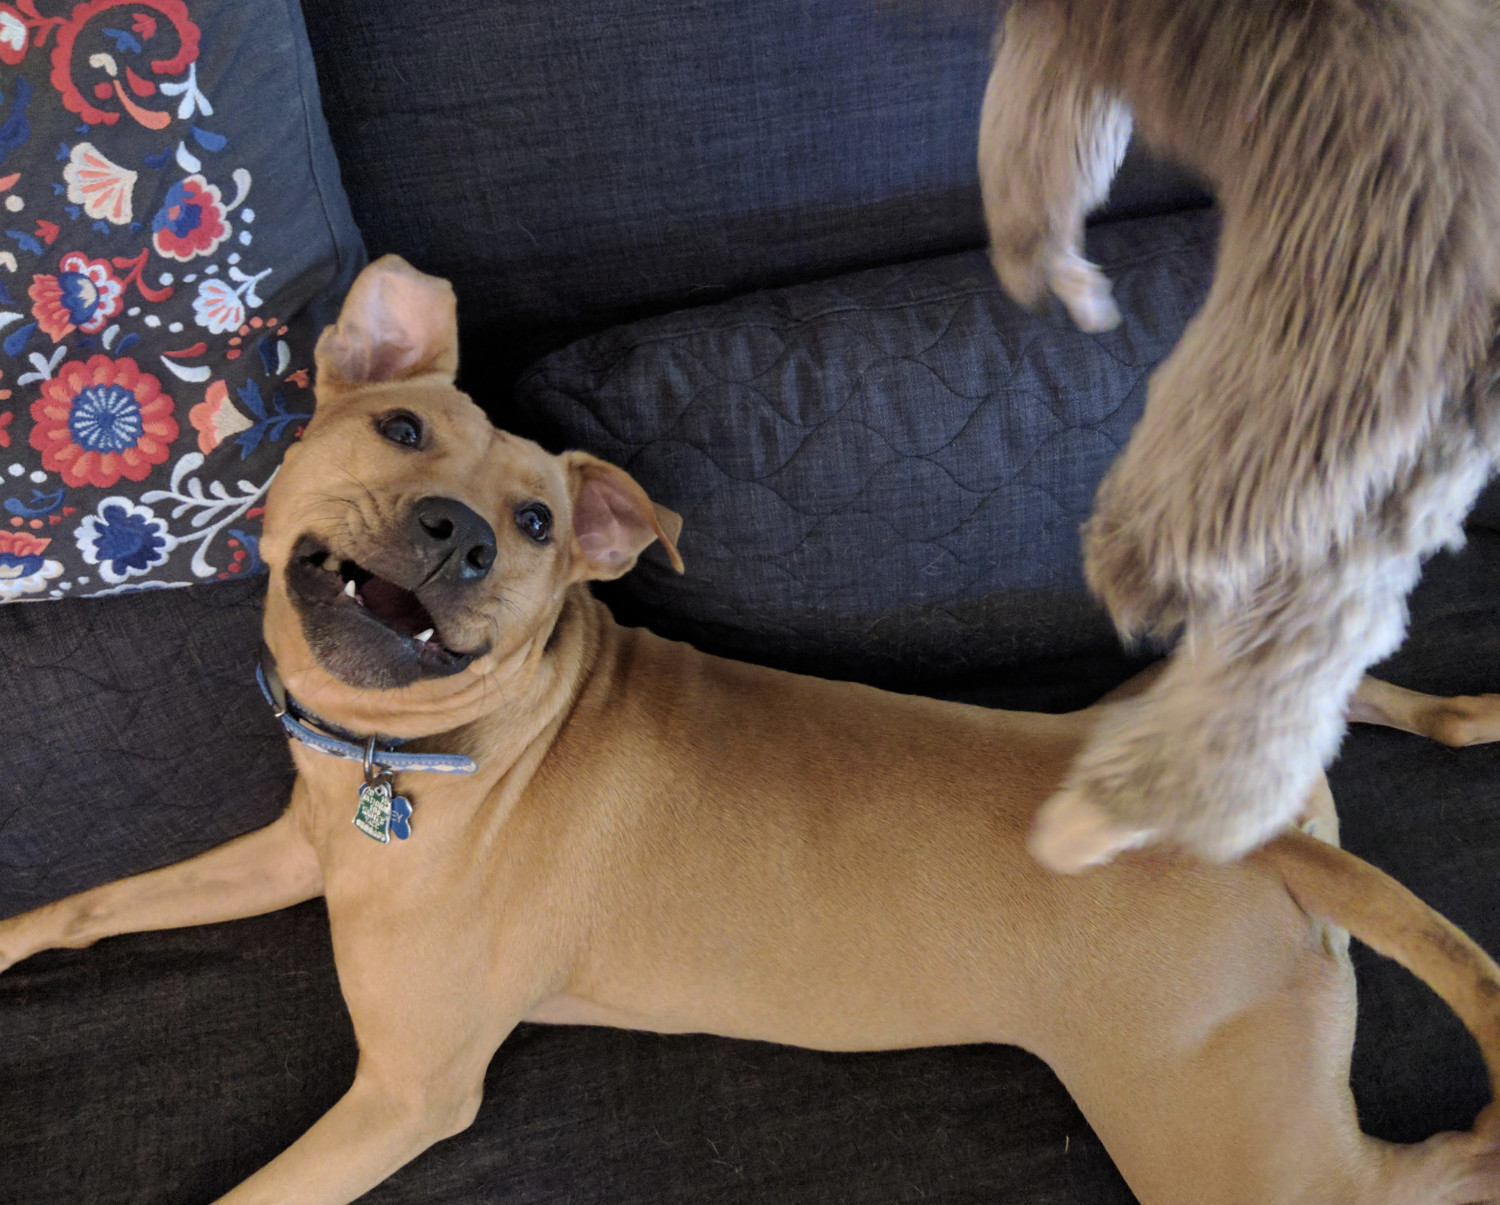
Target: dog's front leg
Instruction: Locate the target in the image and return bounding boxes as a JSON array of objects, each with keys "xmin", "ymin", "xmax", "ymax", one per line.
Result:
[
  {"xmin": 213, "ymin": 901, "xmax": 537, "ymax": 1205},
  {"xmin": 0, "ymin": 805, "xmax": 320, "ymax": 973},
  {"xmin": 211, "ymin": 1057, "xmax": 493, "ymax": 1205}
]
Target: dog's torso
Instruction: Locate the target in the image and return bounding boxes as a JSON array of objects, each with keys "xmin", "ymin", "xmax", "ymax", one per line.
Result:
[{"xmin": 289, "ymin": 592, "xmax": 1319, "ymax": 1067}]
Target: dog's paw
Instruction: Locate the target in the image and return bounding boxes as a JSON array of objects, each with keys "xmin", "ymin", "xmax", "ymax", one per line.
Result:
[
  {"xmin": 1048, "ymin": 249, "xmax": 1121, "ymax": 333},
  {"xmin": 0, "ymin": 919, "xmax": 28, "ymax": 975},
  {"xmin": 0, "ymin": 905, "xmax": 63, "ymax": 975}
]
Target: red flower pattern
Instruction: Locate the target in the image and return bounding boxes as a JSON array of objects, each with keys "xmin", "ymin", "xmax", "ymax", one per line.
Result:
[
  {"xmin": 29, "ymin": 355, "xmax": 177, "ymax": 488},
  {"xmin": 28, "ymin": 250, "xmax": 125, "ymax": 341},
  {"xmin": 188, "ymin": 379, "xmax": 250, "ymax": 455},
  {"xmin": 151, "ymin": 174, "xmax": 229, "ymax": 262}
]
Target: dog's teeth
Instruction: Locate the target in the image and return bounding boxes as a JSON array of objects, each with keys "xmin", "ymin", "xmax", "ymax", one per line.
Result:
[
  {"xmin": 415, "ymin": 628, "xmax": 434, "ymax": 645},
  {"xmin": 321, "ymin": 554, "xmax": 339, "ymax": 572},
  {"xmin": 344, "ymin": 578, "xmax": 358, "ymax": 599}
]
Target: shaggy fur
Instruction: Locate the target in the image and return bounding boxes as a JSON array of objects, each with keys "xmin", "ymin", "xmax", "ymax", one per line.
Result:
[{"xmin": 979, "ymin": 0, "xmax": 1500, "ymax": 867}]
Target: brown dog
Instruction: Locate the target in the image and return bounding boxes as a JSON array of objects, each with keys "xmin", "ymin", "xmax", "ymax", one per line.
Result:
[
  {"xmin": 979, "ymin": 0, "xmax": 1500, "ymax": 870},
  {"xmin": 4, "ymin": 257, "xmax": 1500, "ymax": 1204}
]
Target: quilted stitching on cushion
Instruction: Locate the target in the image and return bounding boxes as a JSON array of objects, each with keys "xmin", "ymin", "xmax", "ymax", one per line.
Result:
[
  {"xmin": 516, "ymin": 211, "xmax": 1219, "ymax": 680},
  {"xmin": 0, "ymin": 576, "xmax": 290, "ymax": 918}
]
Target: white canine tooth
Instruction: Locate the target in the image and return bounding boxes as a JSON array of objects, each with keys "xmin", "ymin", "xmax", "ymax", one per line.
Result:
[
  {"xmin": 415, "ymin": 628, "xmax": 434, "ymax": 645},
  {"xmin": 344, "ymin": 578, "xmax": 357, "ymax": 599}
]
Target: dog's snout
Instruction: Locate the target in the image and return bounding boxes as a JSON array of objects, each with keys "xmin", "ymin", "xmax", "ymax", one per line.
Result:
[{"xmin": 410, "ymin": 497, "xmax": 497, "ymax": 582}]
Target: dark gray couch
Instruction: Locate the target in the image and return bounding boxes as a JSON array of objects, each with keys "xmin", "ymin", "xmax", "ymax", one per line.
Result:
[{"xmin": 3, "ymin": 2, "xmax": 1497, "ymax": 1202}]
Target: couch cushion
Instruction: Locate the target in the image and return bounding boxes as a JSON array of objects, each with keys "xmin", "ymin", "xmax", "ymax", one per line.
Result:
[
  {"xmin": 0, "ymin": 575, "xmax": 290, "ymax": 919},
  {"xmin": 300, "ymin": 0, "xmax": 1209, "ymax": 384},
  {"xmin": 514, "ymin": 210, "xmax": 1219, "ymax": 683},
  {"xmin": 514, "ymin": 209, "xmax": 1500, "ymax": 682},
  {"xmin": 0, "ymin": 0, "xmax": 363, "ymax": 602}
]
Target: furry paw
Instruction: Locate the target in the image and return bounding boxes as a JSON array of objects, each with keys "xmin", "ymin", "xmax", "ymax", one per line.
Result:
[
  {"xmin": 1049, "ymin": 248, "xmax": 1121, "ymax": 333},
  {"xmin": 1029, "ymin": 789, "xmax": 1156, "ymax": 873},
  {"xmin": 988, "ymin": 239, "xmax": 1122, "ymax": 335},
  {"xmin": 1032, "ymin": 671, "xmax": 1342, "ymax": 868},
  {"xmin": 1080, "ymin": 508, "xmax": 1188, "ymax": 646}
]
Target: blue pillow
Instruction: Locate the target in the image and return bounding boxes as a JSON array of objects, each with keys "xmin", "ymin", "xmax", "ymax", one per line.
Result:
[
  {"xmin": 0, "ymin": 0, "xmax": 363, "ymax": 601},
  {"xmin": 515, "ymin": 211, "xmax": 1220, "ymax": 679}
]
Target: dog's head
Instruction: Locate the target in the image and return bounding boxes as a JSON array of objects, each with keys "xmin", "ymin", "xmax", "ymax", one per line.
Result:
[{"xmin": 259, "ymin": 256, "xmax": 681, "ymax": 722}]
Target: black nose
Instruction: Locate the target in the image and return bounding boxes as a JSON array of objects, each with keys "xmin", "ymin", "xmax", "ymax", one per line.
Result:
[{"xmin": 409, "ymin": 496, "xmax": 497, "ymax": 582}]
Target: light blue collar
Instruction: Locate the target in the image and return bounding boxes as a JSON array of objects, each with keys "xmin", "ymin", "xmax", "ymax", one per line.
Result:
[{"xmin": 256, "ymin": 657, "xmax": 478, "ymax": 777}]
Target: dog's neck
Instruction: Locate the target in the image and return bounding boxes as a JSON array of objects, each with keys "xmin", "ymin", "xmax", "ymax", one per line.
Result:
[{"xmin": 262, "ymin": 583, "xmax": 609, "ymax": 785}]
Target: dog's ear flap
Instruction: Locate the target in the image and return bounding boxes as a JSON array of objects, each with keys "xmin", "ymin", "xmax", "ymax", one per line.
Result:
[
  {"xmin": 315, "ymin": 255, "xmax": 459, "ymax": 388},
  {"xmin": 564, "ymin": 451, "xmax": 684, "ymax": 581}
]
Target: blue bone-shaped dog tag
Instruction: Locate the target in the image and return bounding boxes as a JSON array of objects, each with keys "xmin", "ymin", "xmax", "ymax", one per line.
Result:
[{"xmin": 389, "ymin": 795, "xmax": 412, "ymax": 841}]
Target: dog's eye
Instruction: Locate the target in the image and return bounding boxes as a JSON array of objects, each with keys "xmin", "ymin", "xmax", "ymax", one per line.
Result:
[
  {"xmin": 375, "ymin": 411, "xmax": 423, "ymax": 449},
  {"xmin": 515, "ymin": 502, "xmax": 552, "ymax": 544}
]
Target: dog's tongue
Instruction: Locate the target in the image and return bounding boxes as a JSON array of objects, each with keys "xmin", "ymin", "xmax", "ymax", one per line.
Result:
[{"xmin": 361, "ymin": 575, "xmax": 435, "ymax": 639}]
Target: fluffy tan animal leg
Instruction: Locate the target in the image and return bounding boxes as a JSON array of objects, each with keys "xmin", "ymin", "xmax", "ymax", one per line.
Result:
[
  {"xmin": 0, "ymin": 809, "xmax": 319, "ymax": 974},
  {"xmin": 1350, "ymin": 677, "xmax": 1500, "ymax": 748},
  {"xmin": 978, "ymin": 3, "xmax": 1129, "ymax": 332},
  {"xmin": 1028, "ymin": 787, "xmax": 1156, "ymax": 873}
]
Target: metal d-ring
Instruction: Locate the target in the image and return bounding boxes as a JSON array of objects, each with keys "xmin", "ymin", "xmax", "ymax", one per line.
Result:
[{"xmin": 362, "ymin": 735, "xmax": 378, "ymax": 782}]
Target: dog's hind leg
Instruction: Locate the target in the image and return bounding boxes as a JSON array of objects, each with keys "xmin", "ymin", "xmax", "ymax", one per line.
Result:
[
  {"xmin": 1052, "ymin": 856, "xmax": 1500, "ymax": 1205},
  {"xmin": 0, "ymin": 805, "xmax": 320, "ymax": 974},
  {"xmin": 1350, "ymin": 677, "xmax": 1500, "ymax": 748},
  {"xmin": 978, "ymin": 2, "xmax": 1130, "ymax": 333}
]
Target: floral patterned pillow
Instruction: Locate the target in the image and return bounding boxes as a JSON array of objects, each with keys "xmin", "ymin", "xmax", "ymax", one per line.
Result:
[{"xmin": 0, "ymin": 0, "xmax": 363, "ymax": 601}]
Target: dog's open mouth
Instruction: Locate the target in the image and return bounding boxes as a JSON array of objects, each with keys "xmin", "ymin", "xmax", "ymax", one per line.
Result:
[
  {"xmin": 330, "ymin": 556, "xmax": 440, "ymax": 644},
  {"xmin": 285, "ymin": 534, "xmax": 484, "ymax": 686}
]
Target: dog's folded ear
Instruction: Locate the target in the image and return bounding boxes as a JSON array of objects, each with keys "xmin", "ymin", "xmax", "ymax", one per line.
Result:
[
  {"xmin": 315, "ymin": 255, "xmax": 460, "ymax": 388},
  {"xmin": 564, "ymin": 451, "xmax": 685, "ymax": 581}
]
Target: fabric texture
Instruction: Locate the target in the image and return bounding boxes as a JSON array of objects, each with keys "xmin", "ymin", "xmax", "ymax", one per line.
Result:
[
  {"xmin": 0, "ymin": 574, "xmax": 290, "ymax": 918},
  {"xmin": 299, "ymin": 0, "xmax": 1209, "ymax": 386},
  {"xmin": 515, "ymin": 210, "xmax": 1219, "ymax": 682},
  {"xmin": 1, "ymin": 534, "xmax": 1497, "ymax": 1202},
  {"xmin": 0, "ymin": 0, "xmax": 364, "ymax": 602},
  {"xmin": 515, "ymin": 210, "xmax": 1499, "ymax": 683}
]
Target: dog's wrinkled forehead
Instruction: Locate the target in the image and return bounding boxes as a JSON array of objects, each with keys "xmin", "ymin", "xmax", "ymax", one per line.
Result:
[
  {"xmin": 265, "ymin": 253, "xmax": 683, "ymax": 574},
  {"xmin": 294, "ymin": 382, "xmax": 563, "ymax": 524},
  {"xmin": 287, "ymin": 254, "xmax": 563, "ymax": 510}
]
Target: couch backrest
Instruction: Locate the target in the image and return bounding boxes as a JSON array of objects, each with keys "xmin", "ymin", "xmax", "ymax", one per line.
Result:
[{"xmin": 301, "ymin": 0, "xmax": 1207, "ymax": 387}]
